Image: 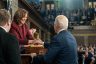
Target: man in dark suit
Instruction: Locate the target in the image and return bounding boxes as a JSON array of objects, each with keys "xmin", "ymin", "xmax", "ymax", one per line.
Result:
[
  {"xmin": 0, "ymin": 9, "xmax": 21, "ymax": 64},
  {"xmin": 31, "ymin": 15, "xmax": 78, "ymax": 64}
]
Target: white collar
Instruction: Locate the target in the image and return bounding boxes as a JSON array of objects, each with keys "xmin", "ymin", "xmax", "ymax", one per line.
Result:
[
  {"xmin": 57, "ymin": 29, "xmax": 65, "ymax": 34},
  {"xmin": 0, "ymin": 26, "xmax": 7, "ymax": 32}
]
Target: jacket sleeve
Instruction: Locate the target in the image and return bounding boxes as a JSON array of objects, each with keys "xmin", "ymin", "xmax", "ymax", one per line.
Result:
[
  {"xmin": 43, "ymin": 40, "xmax": 61, "ymax": 64},
  {"xmin": 33, "ymin": 37, "xmax": 61, "ymax": 64},
  {"xmin": 44, "ymin": 42, "xmax": 50, "ymax": 48}
]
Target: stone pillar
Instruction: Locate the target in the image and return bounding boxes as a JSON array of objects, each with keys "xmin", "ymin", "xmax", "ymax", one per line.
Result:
[
  {"xmin": 41, "ymin": 0, "xmax": 45, "ymax": 10},
  {"xmin": 11, "ymin": 0, "xmax": 18, "ymax": 19},
  {"xmin": 84, "ymin": 0, "xmax": 88, "ymax": 9}
]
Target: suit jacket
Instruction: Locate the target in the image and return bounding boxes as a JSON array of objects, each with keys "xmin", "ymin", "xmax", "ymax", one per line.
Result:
[
  {"xmin": 0, "ymin": 27, "xmax": 21, "ymax": 64},
  {"xmin": 33, "ymin": 30, "xmax": 78, "ymax": 64},
  {"xmin": 10, "ymin": 22, "xmax": 33, "ymax": 45}
]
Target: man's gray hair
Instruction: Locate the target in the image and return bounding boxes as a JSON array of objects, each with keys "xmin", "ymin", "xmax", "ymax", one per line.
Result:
[
  {"xmin": 0, "ymin": 9, "xmax": 11, "ymax": 26},
  {"xmin": 54, "ymin": 15, "xmax": 68, "ymax": 30}
]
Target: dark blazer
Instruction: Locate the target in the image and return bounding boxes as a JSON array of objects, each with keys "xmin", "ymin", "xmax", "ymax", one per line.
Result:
[
  {"xmin": 33, "ymin": 30, "xmax": 78, "ymax": 64},
  {"xmin": 0, "ymin": 27, "xmax": 21, "ymax": 64}
]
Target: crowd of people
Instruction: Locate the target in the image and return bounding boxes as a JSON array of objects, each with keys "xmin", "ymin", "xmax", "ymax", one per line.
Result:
[
  {"xmin": 78, "ymin": 45, "xmax": 96, "ymax": 64},
  {"xmin": 25, "ymin": 0, "xmax": 96, "ymax": 26},
  {"xmin": 42, "ymin": 7, "xmax": 96, "ymax": 26},
  {"xmin": 0, "ymin": 8, "xmax": 79, "ymax": 64},
  {"xmin": 0, "ymin": 7, "xmax": 96, "ymax": 64}
]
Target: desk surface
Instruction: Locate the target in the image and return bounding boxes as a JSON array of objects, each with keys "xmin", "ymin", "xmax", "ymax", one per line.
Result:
[{"xmin": 20, "ymin": 44, "xmax": 44, "ymax": 48}]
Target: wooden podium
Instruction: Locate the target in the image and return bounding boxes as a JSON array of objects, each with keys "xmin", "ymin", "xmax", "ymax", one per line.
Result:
[
  {"xmin": 24, "ymin": 45, "xmax": 45, "ymax": 54},
  {"xmin": 21, "ymin": 45, "xmax": 46, "ymax": 64}
]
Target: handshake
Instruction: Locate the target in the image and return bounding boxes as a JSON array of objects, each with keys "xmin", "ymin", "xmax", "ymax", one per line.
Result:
[
  {"xmin": 29, "ymin": 28, "xmax": 44, "ymax": 45},
  {"xmin": 28, "ymin": 39, "xmax": 44, "ymax": 45}
]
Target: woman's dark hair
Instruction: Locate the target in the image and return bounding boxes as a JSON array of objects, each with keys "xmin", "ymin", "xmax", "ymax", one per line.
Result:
[{"xmin": 13, "ymin": 8, "xmax": 28, "ymax": 24}]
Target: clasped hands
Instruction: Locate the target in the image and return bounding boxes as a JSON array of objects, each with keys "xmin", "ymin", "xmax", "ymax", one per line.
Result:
[{"xmin": 28, "ymin": 39, "xmax": 44, "ymax": 45}]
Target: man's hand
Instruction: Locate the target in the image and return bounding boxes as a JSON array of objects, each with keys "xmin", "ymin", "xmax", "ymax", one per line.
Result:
[
  {"xmin": 33, "ymin": 39, "xmax": 44, "ymax": 45},
  {"xmin": 28, "ymin": 39, "xmax": 44, "ymax": 45},
  {"xmin": 28, "ymin": 40, "xmax": 34, "ymax": 44}
]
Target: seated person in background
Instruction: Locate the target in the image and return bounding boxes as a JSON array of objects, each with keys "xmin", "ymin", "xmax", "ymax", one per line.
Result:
[
  {"xmin": 9, "ymin": 8, "xmax": 36, "ymax": 45},
  {"xmin": 0, "ymin": 9, "xmax": 21, "ymax": 64},
  {"xmin": 84, "ymin": 47, "xmax": 95, "ymax": 64},
  {"xmin": 31, "ymin": 15, "xmax": 78, "ymax": 64}
]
